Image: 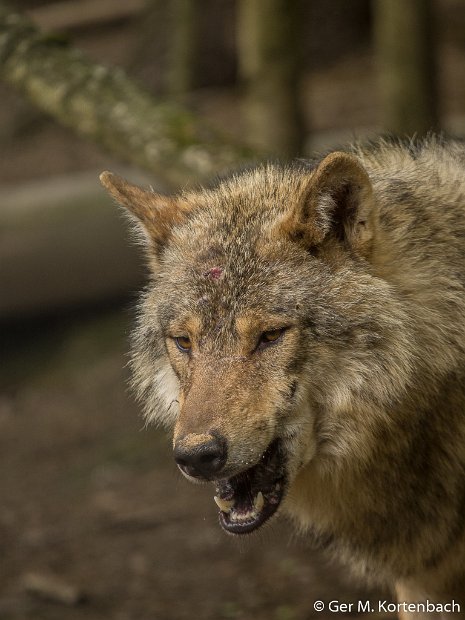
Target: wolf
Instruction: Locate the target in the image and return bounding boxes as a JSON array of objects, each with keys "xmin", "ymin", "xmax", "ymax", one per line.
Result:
[{"xmin": 101, "ymin": 137, "xmax": 465, "ymax": 617}]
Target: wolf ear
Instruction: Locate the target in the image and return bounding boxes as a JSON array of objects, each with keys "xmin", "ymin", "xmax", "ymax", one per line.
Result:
[
  {"xmin": 99, "ymin": 171, "xmax": 190, "ymax": 253},
  {"xmin": 282, "ymin": 152, "xmax": 375, "ymax": 257}
]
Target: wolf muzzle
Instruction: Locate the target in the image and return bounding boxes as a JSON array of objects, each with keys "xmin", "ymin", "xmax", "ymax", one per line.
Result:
[{"xmin": 173, "ymin": 433, "xmax": 227, "ymax": 480}]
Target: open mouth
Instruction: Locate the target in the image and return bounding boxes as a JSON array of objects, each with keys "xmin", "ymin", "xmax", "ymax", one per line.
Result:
[{"xmin": 213, "ymin": 439, "xmax": 287, "ymax": 534}]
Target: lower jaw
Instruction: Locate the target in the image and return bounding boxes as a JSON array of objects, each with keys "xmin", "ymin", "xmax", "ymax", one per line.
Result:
[
  {"xmin": 216, "ymin": 478, "xmax": 286, "ymax": 535},
  {"xmin": 214, "ymin": 439, "xmax": 288, "ymax": 534},
  {"xmin": 218, "ymin": 503, "xmax": 281, "ymax": 534}
]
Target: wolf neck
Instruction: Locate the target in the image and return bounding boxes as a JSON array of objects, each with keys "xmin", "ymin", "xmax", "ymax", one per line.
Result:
[
  {"xmin": 284, "ymin": 368, "xmax": 465, "ymax": 582},
  {"xmin": 370, "ymin": 181, "xmax": 465, "ymax": 396}
]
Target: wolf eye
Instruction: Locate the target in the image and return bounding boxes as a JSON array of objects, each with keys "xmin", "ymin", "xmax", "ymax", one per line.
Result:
[
  {"xmin": 174, "ymin": 336, "xmax": 192, "ymax": 352},
  {"xmin": 257, "ymin": 328, "xmax": 285, "ymax": 349}
]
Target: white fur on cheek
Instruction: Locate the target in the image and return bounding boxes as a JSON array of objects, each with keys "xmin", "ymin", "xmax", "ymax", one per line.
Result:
[
  {"xmin": 146, "ymin": 364, "xmax": 180, "ymax": 426},
  {"xmin": 282, "ymin": 398, "xmax": 317, "ymax": 478}
]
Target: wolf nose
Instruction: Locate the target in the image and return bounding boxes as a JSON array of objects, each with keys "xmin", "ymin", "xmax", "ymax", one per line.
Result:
[{"xmin": 174, "ymin": 433, "xmax": 227, "ymax": 480}]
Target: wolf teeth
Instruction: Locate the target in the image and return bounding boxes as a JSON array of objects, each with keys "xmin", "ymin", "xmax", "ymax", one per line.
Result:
[
  {"xmin": 214, "ymin": 496, "xmax": 235, "ymax": 513},
  {"xmin": 254, "ymin": 491, "xmax": 264, "ymax": 512},
  {"xmin": 215, "ymin": 491, "xmax": 265, "ymax": 517},
  {"xmin": 230, "ymin": 511, "xmax": 255, "ymax": 522}
]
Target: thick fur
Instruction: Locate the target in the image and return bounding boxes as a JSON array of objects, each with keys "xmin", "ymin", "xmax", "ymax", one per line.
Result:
[{"xmin": 101, "ymin": 137, "xmax": 465, "ymax": 616}]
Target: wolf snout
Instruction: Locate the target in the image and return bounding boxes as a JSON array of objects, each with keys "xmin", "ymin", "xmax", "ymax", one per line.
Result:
[{"xmin": 173, "ymin": 433, "xmax": 227, "ymax": 480}]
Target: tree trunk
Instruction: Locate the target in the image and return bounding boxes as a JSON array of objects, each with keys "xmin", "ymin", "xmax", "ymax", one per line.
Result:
[
  {"xmin": 0, "ymin": 2, "xmax": 256, "ymax": 189},
  {"xmin": 166, "ymin": 0, "xmax": 198, "ymax": 98},
  {"xmin": 236, "ymin": 0, "xmax": 306, "ymax": 157},
  {"xmin": 373, "ymin": 0, "xmax": 439, "ymax": 136}
]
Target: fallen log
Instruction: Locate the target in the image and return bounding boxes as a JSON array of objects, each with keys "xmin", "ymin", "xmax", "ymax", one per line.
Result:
[{"xmin": 0, "ymin": 170, "xmax": 148, "ymax": 319}]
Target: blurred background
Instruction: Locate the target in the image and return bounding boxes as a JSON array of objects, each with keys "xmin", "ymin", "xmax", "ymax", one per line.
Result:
[{"xmin": 1, "ymin": 1, "xmax": 464, "ymax": 618}]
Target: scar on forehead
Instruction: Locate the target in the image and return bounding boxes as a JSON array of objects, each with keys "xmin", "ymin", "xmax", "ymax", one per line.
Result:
[{"xmin": 204, "ymin": 266, "xmax": 223, "ymax": 280}]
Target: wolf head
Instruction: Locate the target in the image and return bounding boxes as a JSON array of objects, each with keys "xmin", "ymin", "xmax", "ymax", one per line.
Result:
[{"xmin": 100, "ymin": 152, "xmax": 414, "ymax": 534}]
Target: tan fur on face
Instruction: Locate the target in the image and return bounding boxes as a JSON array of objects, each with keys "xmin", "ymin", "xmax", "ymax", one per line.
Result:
[{"xmin": 172, "ymin": 356, "xmax": 280, "ymax": 475}]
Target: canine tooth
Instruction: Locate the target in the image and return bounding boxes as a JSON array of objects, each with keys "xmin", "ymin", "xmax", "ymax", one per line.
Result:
[
  {"xmin": 254, "ymin": 491, "xmax": 264, "ymax": 512},
  {"xmin": 214, "ymin": 496, "xmax": 234, "ymax": 513}
]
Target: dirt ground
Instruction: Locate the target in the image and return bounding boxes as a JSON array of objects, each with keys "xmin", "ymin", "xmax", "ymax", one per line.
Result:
[
  {"xmin": 1, "ymin": 310, "xmax": 395, "ymax": 620},
  {"xmin": 2, "ymin": 3, "xmax": 465, "ymax": 618}
]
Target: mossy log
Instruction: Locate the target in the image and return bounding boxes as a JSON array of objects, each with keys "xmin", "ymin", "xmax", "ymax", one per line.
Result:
[{"xmin": 0, "ymin": 3, "xmax": 255, "ymax": 188}]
